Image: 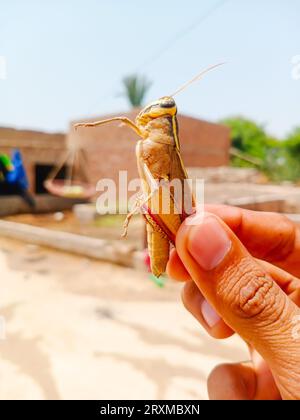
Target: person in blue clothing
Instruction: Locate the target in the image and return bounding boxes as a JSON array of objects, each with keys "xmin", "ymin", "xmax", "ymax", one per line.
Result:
[{"xmin": 0, "ymin": 149, "xmax": 35, "ymax": 208}]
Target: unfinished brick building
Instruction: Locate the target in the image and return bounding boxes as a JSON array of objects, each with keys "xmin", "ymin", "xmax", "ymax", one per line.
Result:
[
  {"xmin": 0, "ymin": 127, "xmax": 76, "ymax": 215},
  {"xmin": 0, "ymin": 111, "xmax": 230, "ymax": 214},
  {"xmin": 0, "ymin": 127, "xmax": 67, "ymax": 194}
]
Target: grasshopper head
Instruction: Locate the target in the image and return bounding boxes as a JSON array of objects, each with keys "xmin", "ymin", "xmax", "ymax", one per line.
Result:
[{"xmin": 136, "ymin": 96, "xmax": 177, "ymax": 126}]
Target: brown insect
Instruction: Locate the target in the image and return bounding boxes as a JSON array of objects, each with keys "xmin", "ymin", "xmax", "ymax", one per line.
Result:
[{"xmin": 75, "ymin": 64, "xmax": 224, "ymax": 277}]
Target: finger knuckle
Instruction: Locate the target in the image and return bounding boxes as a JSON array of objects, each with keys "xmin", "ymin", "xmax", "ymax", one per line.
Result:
[{"xmin": 218, "ymin": 257, "xmax": 285, "ymax": 322}]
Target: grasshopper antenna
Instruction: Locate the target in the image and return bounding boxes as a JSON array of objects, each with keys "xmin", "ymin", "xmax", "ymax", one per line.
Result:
[{"xmin": 170, "ymin": 62, "xmax": 226, "ymax": 97}]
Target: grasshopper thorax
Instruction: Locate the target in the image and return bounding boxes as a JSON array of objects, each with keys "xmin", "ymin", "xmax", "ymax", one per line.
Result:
[{"xmin": 136, "ymin": 96, "xmax": 177, "ymax": 127}]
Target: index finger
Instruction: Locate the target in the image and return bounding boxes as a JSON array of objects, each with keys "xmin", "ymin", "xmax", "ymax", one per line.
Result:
[{"xmin": 205, "ymin": 204, "xmax": 299, "ymax": 276}]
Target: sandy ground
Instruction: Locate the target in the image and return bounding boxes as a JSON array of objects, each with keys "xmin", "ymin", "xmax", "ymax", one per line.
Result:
[
  {"xmin": 3, "ymin": 181, "xmax": 300, "ymax": 399},
  {"xmin": 0, "ymin": 236, "xmax": 248, "ymax": 400}
]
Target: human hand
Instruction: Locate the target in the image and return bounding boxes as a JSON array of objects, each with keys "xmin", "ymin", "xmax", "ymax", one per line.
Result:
[{"xmin": 167, "ymin": 205, "xmax": 300, "ymax": 400}]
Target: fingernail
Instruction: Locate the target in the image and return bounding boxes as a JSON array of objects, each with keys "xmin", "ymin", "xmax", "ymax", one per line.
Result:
[
  {"xmin": 201, "ymin": 299, "xmax": 221, "ymax": 328},
  {"xmin": 187, "ymin": 216, "xmax": 231, "ymax": 270}
]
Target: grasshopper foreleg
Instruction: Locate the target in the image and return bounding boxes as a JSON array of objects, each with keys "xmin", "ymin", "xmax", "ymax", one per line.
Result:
[{"xmin": 75, "ymin": 117, "xmax": 143, "ymax": 137}]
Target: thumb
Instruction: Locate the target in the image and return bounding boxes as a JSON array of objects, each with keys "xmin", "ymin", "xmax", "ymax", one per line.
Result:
[{"xmin": 176, "ymin": 213, "xmax": 300, "ymax": 400}]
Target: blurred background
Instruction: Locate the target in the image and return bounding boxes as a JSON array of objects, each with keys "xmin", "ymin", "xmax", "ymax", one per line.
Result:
[{"xmin": 0, "ymin": 0, "xmax": 300, "ymax": 400}]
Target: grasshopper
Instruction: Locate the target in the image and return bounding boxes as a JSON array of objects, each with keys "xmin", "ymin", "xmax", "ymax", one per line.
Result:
[{"xmin": 75, "ymin": 64, "xmax": 224, "ymax": 277}]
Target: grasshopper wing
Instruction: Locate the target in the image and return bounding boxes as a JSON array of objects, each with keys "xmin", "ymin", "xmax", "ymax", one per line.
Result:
[
  {"xmin": 145, "ymin": 219, "xmax": 170, "ymax": 278},
  {"xmin": 141, "ymin": 162, "xmax": 183, "ymax": 277},
  {"xmin": 136, "ymin": 141, "xmax": 185, "ymax": 277},
  {"xmin": 170, "ymin": 147, "xmax": 195, "ymax": 218}
]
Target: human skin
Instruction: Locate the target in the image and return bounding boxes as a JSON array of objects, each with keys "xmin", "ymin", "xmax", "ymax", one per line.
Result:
[{"xmin": 167, "ymin": 205, "xmax": 300, "ymax": 400}]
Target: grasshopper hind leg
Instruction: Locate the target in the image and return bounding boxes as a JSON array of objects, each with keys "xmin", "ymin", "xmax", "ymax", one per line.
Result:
[
  {"xmin": 146, "ymin": 222, "xmax": 169, "ymax": 278},
  {"xmin": 123, "ymin": 199, "xmax": 170, "ymax": 277}
]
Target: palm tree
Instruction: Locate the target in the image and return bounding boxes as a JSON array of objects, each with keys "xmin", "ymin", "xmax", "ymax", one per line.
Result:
[{"xmin": 122, "ymin": 74, "xmax": 152, "ymax": 108}]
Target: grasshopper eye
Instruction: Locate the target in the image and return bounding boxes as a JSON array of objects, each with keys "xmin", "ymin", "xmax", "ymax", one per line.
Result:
[
  {"xmin": 137, "ymin": 97, "xmax": 177, "ymax": 123},
  {"xmin": 159, "ymin": 97, "xmax": 176, "ymax": 109}
]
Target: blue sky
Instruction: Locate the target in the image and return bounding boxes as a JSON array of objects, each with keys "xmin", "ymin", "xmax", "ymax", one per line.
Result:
[{"xmin": 0, "ymin": 0, "xmax": 299, "ymax": 137}]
